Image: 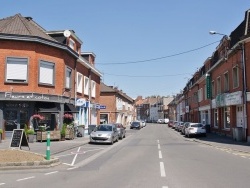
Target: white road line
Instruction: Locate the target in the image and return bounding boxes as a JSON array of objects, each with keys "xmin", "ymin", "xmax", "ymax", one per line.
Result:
[
  {"xmin": 160, "ymin": 162, "xmax": 166, "ymax": 177},
  {"xmin": 159, "ymin": 150, "xmax": 162, "ymax": 159},
  {"xmin": 71, "ymin": 147, "xmax": 81, "ymax": 166},
  {"xmin": 0, "ymin": 183, "xmax": 5, "ymax": 186},
  {"xmin": 162, "ymin": 186, "xmax": 168, "ymax": 188},
  {"xmin": 17, "ymin": 176, "xmax": 35, "ymax": 181},
  {"xmin": 157, "ymin": 140, "xmax": 159, "ymax": 144},
  {"xmin": 45, "ymin": 171, "xmax": 58, "ymax": 175},
  {"xmin": 158, "ymin": 143, "xmax": 161, "ymax": 150},
  {"xmin": 241, "ymin": 156, "xmax": 246, "ymax": 158},
  {"xmin": 67, "ymin": 167, "xmax": 78, "ymax": 170}
]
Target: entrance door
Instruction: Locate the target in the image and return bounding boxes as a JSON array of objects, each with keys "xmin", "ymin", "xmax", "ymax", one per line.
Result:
[
  {"xmin": 4, "ymin": 110, "xmax": 19, "ymax": 137},
  {"xmin": 236, "ymin": 106, "xmax": 243, "ymax": 127},
  {"xmin": 20, "ymin": 110, "xmax": 28, "ymax": 129}
]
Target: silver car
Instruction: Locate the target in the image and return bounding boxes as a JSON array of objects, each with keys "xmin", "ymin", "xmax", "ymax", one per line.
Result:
[
  {"xmin": 90, "ymin": 124, "xmax": 119, "ymax": 144},
  {"xmin": 185, "ymin": 123, "xmax": 206, "ymax": 137}
]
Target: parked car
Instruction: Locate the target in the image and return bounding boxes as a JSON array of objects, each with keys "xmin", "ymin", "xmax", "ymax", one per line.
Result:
[
  {"xmin": 185, "ymin": 123, "xmax": 206, "ymax": 137},
  {"xmin": 130, "ymin": 121, "xmax": 141, "ymax": 129},
  {"xmin": 114, "ymin": 123, "xmax": 126, "ymax": 139},
  {"xmin": 172, "ymin": 121, "xmax": 179, "ymax": 129},
  {"xmin": 177, "ymin": 122, "xmax": 184, "ymax": 132},
  {"xmin": 141, "ymin": 121, "xmax": 146, "ymax": 127},
  {"xmin": 89, "ymin": 124, "xmax": 119, "ymax": 144},
  {"xmin": 181, "ymin": 122, "xmax": 191, "ymax": 135},
  {"xmin": 168, "ymin": 120, "xmax": 174, "ymax": 127}
]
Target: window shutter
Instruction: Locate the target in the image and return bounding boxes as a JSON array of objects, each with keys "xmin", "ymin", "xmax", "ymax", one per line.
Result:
[
  {"xmin": 40, "ymin": 61, "xmax": 54, "ymax": 85},
  {"xmin": 6, "ymin": 58, "xmax": 27, "ymax": 81}
]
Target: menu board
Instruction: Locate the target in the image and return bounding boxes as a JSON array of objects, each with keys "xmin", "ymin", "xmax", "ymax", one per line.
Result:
[{"xmin": 10, "ymin": 129, "xmax": 29, "ymax": 149}]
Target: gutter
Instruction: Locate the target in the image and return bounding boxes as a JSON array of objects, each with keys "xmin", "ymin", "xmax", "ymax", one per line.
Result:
[{"xmin": 0, "ymin": 34, "xmax": 79, "ymax": 59}]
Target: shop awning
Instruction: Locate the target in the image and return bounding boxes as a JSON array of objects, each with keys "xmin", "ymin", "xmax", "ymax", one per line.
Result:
[
  {"xmin": 36, "ymin": 102, "xmax": 59, "ymax": 113},
  {"xmin": 64, "ymin": 103, "xmax": 78, "ymax": 113}
]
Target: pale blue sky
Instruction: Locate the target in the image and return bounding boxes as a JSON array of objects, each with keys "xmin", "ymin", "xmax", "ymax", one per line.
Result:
[{"xmin": 1, "ymin": 1, "xmax": 249, "ymax": 98}]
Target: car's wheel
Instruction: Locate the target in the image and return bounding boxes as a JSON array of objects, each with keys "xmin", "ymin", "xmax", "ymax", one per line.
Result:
[
  {"xmin": 123, "ymin": 134, "xmax": 126, "ymax": 138},
  {"xmin": 110, "ymin": 139, "xmax": 114, "ymax": 145},
  {"xmin": 120, "ymin": 135, "xmax": 123, "ymax": 140}
]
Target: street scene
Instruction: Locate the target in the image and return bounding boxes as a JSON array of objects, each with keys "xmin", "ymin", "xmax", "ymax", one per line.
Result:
[
  {"xmin": 1, "ymin": 124, "xmax": 250, "ymax": 188},
  {"xmin": 1, "ymin": 1, "xmax": 250, "ymax": 188}
]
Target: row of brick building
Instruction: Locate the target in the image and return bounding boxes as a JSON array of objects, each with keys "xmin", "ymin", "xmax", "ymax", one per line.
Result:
[
  {"xmin": 0, "ymin": 14, "xmax": 136, "ymax": 139},
  {"xmin": 169, "ymin": 9, "xmax": 250, "ymax": 142}
]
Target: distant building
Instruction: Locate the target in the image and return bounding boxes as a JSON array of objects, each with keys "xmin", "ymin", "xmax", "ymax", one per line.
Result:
[{"xmin": 100, "ymin": 83, "xmax": 134, "ymax": 126}]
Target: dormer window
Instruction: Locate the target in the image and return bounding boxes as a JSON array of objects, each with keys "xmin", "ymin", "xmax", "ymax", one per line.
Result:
[{"xmin": 69, "ymin": 39, "xmax": 75, "ymax": 50}]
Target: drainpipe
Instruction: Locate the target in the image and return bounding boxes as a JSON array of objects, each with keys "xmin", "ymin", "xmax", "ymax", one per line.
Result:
[
  {"xmin": 88, "ymin": 68, "xmax": 92, "ymax": 126},
  {"xmin": 241, "ymin": 43, "xmax": 247, "ymax": 141}
]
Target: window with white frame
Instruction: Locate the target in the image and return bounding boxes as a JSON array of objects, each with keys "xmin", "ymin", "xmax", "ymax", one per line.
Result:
[
  {"xmin": 69, "ymin": 39, "xmax": 75, "ymax": 50},
  {"xmin": 65, "ymin": 67, "xmax": 72, "ymax": 89},
  {"xmin": 212, "ymin": 81, "xmax": 215, "ymax": 97},
  {"xmin": 204, "ymin": 84, "xmax": 207, "ymax": 100},
  {"xmin": 77, "ymin": 72, "xmax": 83, "ymax": 93},
  {"xmin": 224, "ymin": 107, "xmax": 230, "ymax": 129},
  {"xmin": 39, "ymin": 60, "xmax": 55, "ymax": 85},
  {"xmin": 217, "ymin": 77, "xmax": 221, "ymax": 94},
  {"xmin": 233, "ymin": 66, "xmax": 239, "ymax": 88},
  {"xmin": 84, "ymin": 76, "xmax": 89, "ymax": 95},
  {"xmin": 91, "ymin": 80, "xmax": 96, "ymax": 98},
  {"xmin": 214, "ymin": 109, "xmax": 218, "ymax": 128},
  {"xmin": 224, "ymin": 72, "xmax": 229, "ymax": 92},
  {"xmin": 198, "ymin": 88, "xmax": 203, "ymax": 102},
  {"xmin": 6, "ymin": 57, "xmax": 28, "ymax": 83}
]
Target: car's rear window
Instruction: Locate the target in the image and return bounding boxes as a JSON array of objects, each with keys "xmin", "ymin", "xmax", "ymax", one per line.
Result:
[
  {"xmin": 132, "ymin": 122, "xmax": 140, "ymax": 125},
  {"xmin": 97, "ymin": 125, "xmax": 112, "ymax": 131},
  {"xmin": 191, "ymin": 124, "xmax": 203, "ymax": 127}
]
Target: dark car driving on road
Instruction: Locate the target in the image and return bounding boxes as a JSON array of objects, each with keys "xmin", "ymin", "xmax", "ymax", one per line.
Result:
[{"xmin": 130, "ymin": 121, "xmax": 141, "ymax": 129}]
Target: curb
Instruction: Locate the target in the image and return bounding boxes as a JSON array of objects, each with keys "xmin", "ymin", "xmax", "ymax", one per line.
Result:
[
  {"xmin": 192, "ymin": 139, "xmax": 250, "ymax": 154},
  {"xmin": 0, "ymin": 158, "xmax": 60, "ymax": 170}
]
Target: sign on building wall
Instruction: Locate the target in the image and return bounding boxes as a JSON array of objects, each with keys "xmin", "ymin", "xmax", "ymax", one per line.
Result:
[{"xmin": 206, "ymin": 74, "xmax": 211, "ymax": 99}]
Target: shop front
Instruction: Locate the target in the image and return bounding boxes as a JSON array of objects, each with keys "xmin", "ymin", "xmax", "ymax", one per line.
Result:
[
  {"xmin": 211, "ymin": 91, "xmax": 243, "ymax": 135},
  {"xmin": 0, "ymin": 92, "xmax": 75, "ymax": 138}
]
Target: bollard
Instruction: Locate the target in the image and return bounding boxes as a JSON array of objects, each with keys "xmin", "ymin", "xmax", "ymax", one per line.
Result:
[{"xmin": 46, "ymin": 131, "xmax": 50, "ymax": 160}]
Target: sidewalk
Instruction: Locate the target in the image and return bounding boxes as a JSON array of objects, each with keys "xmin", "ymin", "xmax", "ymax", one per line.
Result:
[
  {"xmin": 193, "ymin": 132, "xmax": 250, "ymax": 153},
  {"xmin": 0, "ymin": 135, "xmax": 90, "ymax": 156}
]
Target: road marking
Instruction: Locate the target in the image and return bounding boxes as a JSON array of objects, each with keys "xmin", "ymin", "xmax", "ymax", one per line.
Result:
[
  {"xmin": 67, "ymin": 166, "xmax": 78, "ymax": 170},
  {"xmin": 162, "ymin": 186, "xmax": 168, "ymax": 188},
  {"xmin": 157, "ymin": 140, "xmax": 159, "ymax": 144},
  {"xmin": 0, "ymin": 183, "xmax": 5, "ymax": 186},
  {"xmin": 159, "ymin": 150, "xmax": 162, "ymax": 159},
  {"xmin": 160, "ymin": 162, "xmax": 166, "ymax": 177},
  {"xmin": 71, "ymin": 147, "xmax": 81, "ymax": 166},
  {"xmin": 45, "ymin": 171, "xmax": 58, "ymax": 175},
  {"xmin": 241, "ymin": 156, "xmax": 246, "ymax": 158},
  {"xmin": 17, "ymin": 176, "xmax": 35, "ymax": 181},
  {"xmin": 158, "ymin": 143, "xmax": 161, "ymax": 150},
  {"xmin": 63, "ymin": 163, "xmax": 72, "ymax": 166}
]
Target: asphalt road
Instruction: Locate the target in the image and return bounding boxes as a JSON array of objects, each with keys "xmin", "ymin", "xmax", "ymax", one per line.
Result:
[{"xmin": 1, "ymin": 123, "xmax": 250, "ymax": 188}]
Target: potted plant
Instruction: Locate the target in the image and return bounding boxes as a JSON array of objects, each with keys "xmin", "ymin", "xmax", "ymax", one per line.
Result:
[
  {"xmin": 26, "ymin": 129, "xmax": 35, "ymax": 143},
  {"xmin": 61, "ymin": 124, "xmax": 66, "ymax": 141},
  {"xmin": 0, "ymin": 129, "xmax": 3, "ymax": 143}
]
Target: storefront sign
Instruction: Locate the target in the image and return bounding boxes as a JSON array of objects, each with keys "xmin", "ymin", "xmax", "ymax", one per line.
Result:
[
  {"xmin": 206, "ymin": 74, "xmax": 211, "ymax": 99},
  {"xmin": 224, "ymin": 91, "xmax": 242, "ymax": 106},
  {"xmin": 5, "ymin": 92, "xmax": 50, "ymax": 101},
  {"xmin": 76, "ymin": 98, "xmax": 86, "ymax": 106},
  {"xmin": 100, "ymin": 105, "xmax": 106, "ymax": 109}
]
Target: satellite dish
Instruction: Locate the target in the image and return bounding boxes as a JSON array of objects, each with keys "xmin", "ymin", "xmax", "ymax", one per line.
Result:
[{"xmin": 63, "ymin": 30, "xmax": 71, "ymax": 37}]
